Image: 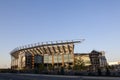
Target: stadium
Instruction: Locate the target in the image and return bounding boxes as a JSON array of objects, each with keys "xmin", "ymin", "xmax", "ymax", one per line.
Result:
[{"xmin": 10, "ymin": 39, "xmax": 84, "ymax": 71}]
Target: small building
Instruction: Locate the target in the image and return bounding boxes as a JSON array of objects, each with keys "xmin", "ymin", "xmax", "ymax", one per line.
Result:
[{"xmin": 89, "ymin": 50, "xmax": 108, "ymax": 71}]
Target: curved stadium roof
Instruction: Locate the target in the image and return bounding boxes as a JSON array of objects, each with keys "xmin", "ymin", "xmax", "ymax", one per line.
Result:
[{"xmin": 10, "ymin": 39, "xmax": 84, "ymax": 58}]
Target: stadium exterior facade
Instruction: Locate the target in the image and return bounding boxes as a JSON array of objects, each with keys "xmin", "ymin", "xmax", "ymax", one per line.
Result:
[
  {"xmin": 10, "ymin": 39, "xmax": 108, "ymax": 72},
  {"xmin": 10, "ymin": 40, "xmax": 83, "ymax": 70}
]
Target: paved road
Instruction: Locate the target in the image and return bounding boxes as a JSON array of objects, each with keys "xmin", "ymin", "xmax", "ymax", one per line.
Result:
[{"xmin": 0, "ymin": 73, "xmax": 120, "ymax": 80}]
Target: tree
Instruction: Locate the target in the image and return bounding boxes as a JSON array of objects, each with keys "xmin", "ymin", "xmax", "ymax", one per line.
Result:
[
  {"xmin": 67, "ymin": 65, "xmax": 72, "ymax": 70},
  {"xmin": 74, "ymin": 56, "xmax": 85, "ymax": 71},
  {"xmin": 97, "ymin": 68, "xmax": 102, "ymax": 76},
  {"xmin": 106, "ymin": 67, "xmax": 110, "ymax": 76},
  {"xmin": 48, "ymin": 64, "xmax": 53, "ymax": 71},
  {"xmin": 39, "ymin": 64, "xmax": 44, "ymax": 71},
  {"xmin": 60, "ymin": 66, "xmax": 65, "ymax": 75}
]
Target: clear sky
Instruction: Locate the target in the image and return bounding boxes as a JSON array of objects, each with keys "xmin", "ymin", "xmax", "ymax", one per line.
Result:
[{"xmin": 0, "ymin": 0, "xmax": 120, "ymax": 68}]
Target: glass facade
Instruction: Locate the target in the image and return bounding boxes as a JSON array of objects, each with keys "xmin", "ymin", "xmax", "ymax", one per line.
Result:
[
  {"xmin": 34, "ymin": 55, "xmax": 43, "ymax": 63},
  {"xmin": 44, "ymin": 54, "xmax": 73, "ymax": 64}
]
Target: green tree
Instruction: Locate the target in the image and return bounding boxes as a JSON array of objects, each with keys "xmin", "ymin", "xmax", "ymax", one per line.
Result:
[
  {"xmin": 106, "ymin": 67, "xmax": 110, "ymax": 76},
  {"xmin": 68, "ymin": 65, "xmax": 72, "ymax": 70},
  {"xmin": 74, "ymin": 57, "xmax": 85, "ymax": 71},
  {"xmin": 48, "ymin": 64, "xmax": 53, "ymax": 71},
  {"xmin": 39, "ymin": 64, "xmax": 44, "ymax": 71},
  {"xmin": 60, "ymin": 66, "xmax": 65, "ymax": 75},
  {"xmin": 97, "ymin": 68, "xmax": 102, "ymax": 76}
]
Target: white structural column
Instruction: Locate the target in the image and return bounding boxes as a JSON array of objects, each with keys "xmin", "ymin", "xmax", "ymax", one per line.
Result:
[{"xmin": 18, "ymin": 51, "xmax": 22, "ymax": 70}]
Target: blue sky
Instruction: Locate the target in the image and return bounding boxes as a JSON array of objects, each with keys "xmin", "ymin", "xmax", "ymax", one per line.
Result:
[{"xmin": 0, "ymin": 0, "xmax": 120, "ymax": 68}]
